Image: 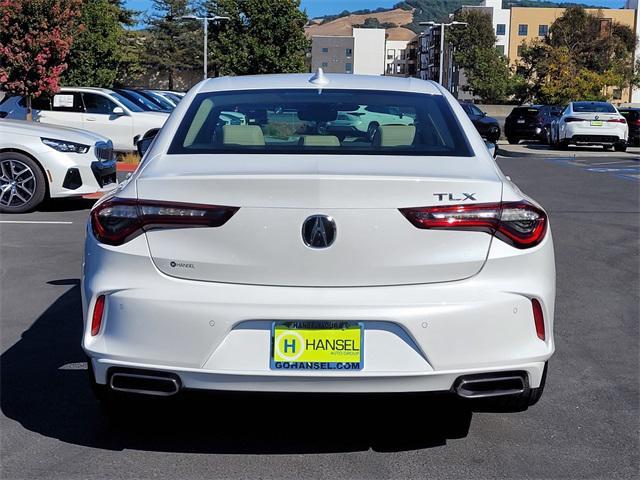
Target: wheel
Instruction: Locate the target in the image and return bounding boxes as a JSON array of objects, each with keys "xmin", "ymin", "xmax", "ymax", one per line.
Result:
[
  {"xmin": 614, "ymin": 143, "xmax": 627, "ymax": 152},
  {"xmin": 366, "ymin": 122, "xmax": 379, "ymax": 142},
  {"xmin": 557, "ymin": 139, "xmax": 569, "ymax": 150},
  {"xmin": 471, "ymin": 363, "xmax": 548, "ymax": 412},
  {"xmin": 603, "ymin": 144, "xmax": 613, "ymax": 151},
  {"xmin": 0, "ymin": 152, "xmax": 46, "ymax": 213},
  {"xmin": 507, "ymin": 137, "xmax": 519, "ymax": 145}
]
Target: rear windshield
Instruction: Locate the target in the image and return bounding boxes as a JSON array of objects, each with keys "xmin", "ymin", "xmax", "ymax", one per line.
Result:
[
  {"xmin": 168, "ymin": 89, "xmax": 472, "ymax": 156},
  {"xmin": 573, "ymin": 102, "xmax": 616, "ymax": 113},
  {"xmin": 511, "ymin": 107, "xmax": 540, "ymax": 117},
  {"xmin": 619, "ymin": 109, "xmax": 639, "ymax": 120}
]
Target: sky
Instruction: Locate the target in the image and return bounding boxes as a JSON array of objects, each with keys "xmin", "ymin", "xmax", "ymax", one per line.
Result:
[{"xmin": 124, "ymin": 0, "xmax": 628, "ymax": 21}]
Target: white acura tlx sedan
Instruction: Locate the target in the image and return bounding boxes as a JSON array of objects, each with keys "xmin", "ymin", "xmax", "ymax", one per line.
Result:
[{"xmin": 83, "ymin": 72, "xmax": 555, "ymax": 411}]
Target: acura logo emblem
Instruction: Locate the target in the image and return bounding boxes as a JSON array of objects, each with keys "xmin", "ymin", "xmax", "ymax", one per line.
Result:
[{"xmin": 302, "ymin": 215, "xmax": 336, "ymax": 248}]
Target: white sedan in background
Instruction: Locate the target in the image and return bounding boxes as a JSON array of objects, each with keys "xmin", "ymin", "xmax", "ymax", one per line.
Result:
[
  {"xmin": 0, "ymin": 119, "xmax": 117, "ymax": 213},
  {"xmin": 84, "ymin": 73, "xmax": 554, "ymax": 414},
  {"xmin": 0, "ymin": 87, "xmax": 168, "ymax": 152},
  {"xmin": 550, "ymin": 101, "xmax": 628, "ymax": 151}
]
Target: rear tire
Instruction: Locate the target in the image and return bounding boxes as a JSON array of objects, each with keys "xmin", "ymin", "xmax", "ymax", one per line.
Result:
[
  {"xmin": 507, "ymin": 137, "xmax": 519, "ymax": 145},
  {"xmin": 603, "ymin": 144, "xmax": 613, "ymax": 151},
  {"xmin": 367, "ymin": 122, "xmax": 379, "ymax": 142},
  {"xmin": 0, "ymin": 152, "xmax": 46, "ymax": 213},
  {"xmin": 557, "ymin": 139, "xmax": 569, "ymax": 150},
  {"xmin": 614, "ymin": 143, "xmax": 627, "ymax": 152}
]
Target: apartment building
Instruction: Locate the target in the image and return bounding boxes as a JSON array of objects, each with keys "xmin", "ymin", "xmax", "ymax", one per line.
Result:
[{"xmin": 310, "ymin": 28, "xmax": 386, "ymax": 75}]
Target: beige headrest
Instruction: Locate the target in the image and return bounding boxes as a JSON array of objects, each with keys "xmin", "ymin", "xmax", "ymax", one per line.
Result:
[
  {"xmin": 373, "ymin": 125, "xmax": 416, "ymax": 147},
  {"xmin": 301, "ymin": 135, "xmax": 341, "ymax": 147},
  {"xmin": 222, "ymin": 125, "xmax": 265, "ymax": 146}
]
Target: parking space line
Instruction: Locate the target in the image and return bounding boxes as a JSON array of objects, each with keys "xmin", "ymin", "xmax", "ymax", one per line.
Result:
[{"xmin": 0, "ymin": 220, "xmax": 73, "ymax": 224}]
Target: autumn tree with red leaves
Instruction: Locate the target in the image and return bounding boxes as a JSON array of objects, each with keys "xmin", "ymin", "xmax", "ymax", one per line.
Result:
[{"xmin": 0, "ymin": 0, "xmax": 82, "ymax": 120}]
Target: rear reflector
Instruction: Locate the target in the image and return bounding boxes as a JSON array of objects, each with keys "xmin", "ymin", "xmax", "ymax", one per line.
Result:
[
  {"xmin": 399, "ymin": 201, "xmax": 547, "ymax": 249},
  {"xmin": 91, "ymin": 295, "xmax": 106, "ymax": 336},
  {"xmin": 91, "ymin": 197, "xmax": 239, "ymax": 246},
  {"xmin": 531, "ymin": 298, "xmax": 545, "ymax": 340}
]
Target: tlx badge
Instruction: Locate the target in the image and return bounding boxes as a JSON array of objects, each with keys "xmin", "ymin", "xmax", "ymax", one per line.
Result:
[{"xmin": 433, "ymin": 193, "xmax": 477, "ymax": 201}]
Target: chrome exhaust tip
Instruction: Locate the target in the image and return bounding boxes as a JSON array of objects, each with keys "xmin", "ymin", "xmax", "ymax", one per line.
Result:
[
  {"xmin": 453, "ymin": 372, "xmax": 527, "ymax": 399},
  {"xmin": 109, "ymin": 371, "xmax": 181, "ymax": 397}
]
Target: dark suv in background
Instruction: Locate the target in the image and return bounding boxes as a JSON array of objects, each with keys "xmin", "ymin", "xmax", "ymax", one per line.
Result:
[
  {"xmin": 618, "ymin": 107, "xmax": 640, "ymax": 146},
  {"xmin": 459, "ymin": 102, "xmax": 501, "ymax": 143},
  {"xmin": 505, "ymin": 105, "xmax": 562, "ymax": 144}
]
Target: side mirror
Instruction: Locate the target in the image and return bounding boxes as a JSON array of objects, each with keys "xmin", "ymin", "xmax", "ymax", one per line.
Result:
[
  {"xmin": 112, "ymin": 106, "xmax": 125, "ymax": 116},
  {"xmin": 485, "ymin": 141, "xmax": 498, "ymax": 158},
  {"xmin": 136, "ymin": 128, "xmax": 159, "ymax": 158}
]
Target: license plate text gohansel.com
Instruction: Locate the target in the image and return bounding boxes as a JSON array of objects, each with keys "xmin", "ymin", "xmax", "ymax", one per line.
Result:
[{"xmin": 271, "ymin": 321, "xmax": 364, "ymax": 370}]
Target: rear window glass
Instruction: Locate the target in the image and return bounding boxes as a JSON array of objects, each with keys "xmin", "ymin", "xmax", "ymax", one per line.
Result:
[
  {"xmin": 573, "ymin": 102, "xmax": 616, "ymax": 113},
  {"xmin": 168, "ymin": 89, "xmax": 472, "ymax": 156},
  {"xmin": 511, "ymin": 107, "xmax": 539, "ymax": 117},
  {"xmin": 619, "ymin": 109, "xmax": 639, "ymax": 120}
]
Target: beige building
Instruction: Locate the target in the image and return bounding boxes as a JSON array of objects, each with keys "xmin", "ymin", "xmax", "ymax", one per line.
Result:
[{"xmin": 508, "ymin": 7, "xmax": 636, "ymax": 63}]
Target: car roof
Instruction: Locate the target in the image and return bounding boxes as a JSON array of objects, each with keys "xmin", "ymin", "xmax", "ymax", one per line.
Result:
[
  {"xmin": 196, "ymin": 73, "xmax": 443, "ymax": 95},
  {"xmin": 60, "ymin": 86, "xmax": 114, "ymax": 94}
]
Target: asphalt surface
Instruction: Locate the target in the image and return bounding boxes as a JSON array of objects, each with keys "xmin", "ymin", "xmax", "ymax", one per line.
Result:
[{"xmin": 1, "ymin": 155, "xmax": 638, "ymax": 480}]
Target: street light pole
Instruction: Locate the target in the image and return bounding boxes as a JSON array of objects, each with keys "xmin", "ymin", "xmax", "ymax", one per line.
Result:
[
  {"xmin": 419, "ymin": 21, "xmax": 468, "ymax": 86},
  {"xmin": 181, "ymin": 15, "xmax": 230, "ymax": 81}
]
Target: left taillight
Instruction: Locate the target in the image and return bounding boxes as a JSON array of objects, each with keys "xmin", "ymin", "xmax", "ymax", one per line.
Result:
[
  {"xmin": 90, "ymin": 197, "xmax": 239, "ymax": 246},
  {"xmin": 91, "ymin": 295, "xmax": 106, "ymax": 336},
  {"xmin": 399, "ymin": 201, "xmax": 547, "ymax": 249}
]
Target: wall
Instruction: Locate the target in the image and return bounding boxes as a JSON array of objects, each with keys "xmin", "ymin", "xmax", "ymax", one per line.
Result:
[
  {"xmin": 385, "ymin": 39, "xmax": 410, "ymax": 76},
  {"xmin": 311, "ymin": 36, "xmax": 355, "ymax": 74},
  {"xmin": 352, "ymin": 28, "xmax": 386, "ymax": 75}
]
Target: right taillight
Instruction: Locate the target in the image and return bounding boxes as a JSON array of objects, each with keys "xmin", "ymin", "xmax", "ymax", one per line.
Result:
[
  {"xmin": 90, "ymin": 197, "xmax": 239, "ymax": 246},
  {"xmin": 399, "ymin": 201, "xmax": 547, "ymax": 249}
]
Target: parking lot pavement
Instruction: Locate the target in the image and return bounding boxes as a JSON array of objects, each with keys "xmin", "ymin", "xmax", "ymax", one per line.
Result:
[
  {"xmin": 499, "ymin": 141, "xmax": 640, "ymax": 158},
  {"xmin": 1, "ymin": 155, "xmax": 638, "ymax": 480}
]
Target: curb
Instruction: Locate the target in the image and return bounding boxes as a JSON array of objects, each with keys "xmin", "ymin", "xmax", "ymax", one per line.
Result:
[{"xmin": 497, "ymin": 148, "xmax": 639, "ymax": 160}]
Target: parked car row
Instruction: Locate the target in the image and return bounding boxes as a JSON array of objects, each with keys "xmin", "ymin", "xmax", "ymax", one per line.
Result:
[
  {"xmin": 0, "ymin": 87, "xmax": 182, "ymax": 151},
  {"xmin": 505, "ymin": 101, "xmax": 634, "ymax": 152}
]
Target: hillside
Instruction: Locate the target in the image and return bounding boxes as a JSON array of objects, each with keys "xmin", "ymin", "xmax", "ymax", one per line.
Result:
[{"xmin": 308, "ymin": 0, "xmax": 603, "ymax": 34}]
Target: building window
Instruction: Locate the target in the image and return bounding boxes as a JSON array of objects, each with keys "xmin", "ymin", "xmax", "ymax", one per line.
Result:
[
  {"xmin": 495, "ymin": 44, "xmax": 505, "ymax": 55},
  {"xmin": 345, "ymin": 63, "xmax": 352, "ymax": 73},
  {"xmin": 321, "ymin": 47, "xmax": 328, "ymax": 53},
  {"xmin": 345, "ymin": 48, "xmax": 352, "ymax": 56},
  {"xmin": 400, "ymin": 49, "xmax": 406, "ymax": 60},
  {"xmin": 538, "ymin": 24, "xmax": 548, "ymax": 36},
  {"xmin": 496, "ymin": 24, "xmax": 506, "ymax": 36},
  {"xmin": 613, "ymin": 88, "xmax": 622, "ymax": 100},
  {"xmin": 387, "ymin": 49, "xmax": 395, "ymax": 60},
  {"xmin": 518, "ymin": 24, "xmax": 528, "ymax": 36},
  {"xmin": 321, "ymin": 62, "xmax": 328, "ymax": 68}
]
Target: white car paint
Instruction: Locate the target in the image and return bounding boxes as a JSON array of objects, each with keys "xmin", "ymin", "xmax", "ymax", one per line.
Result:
[
  {"xmin": 322, "ymin": 104, "xmax": 415, "ymax": 139},
  {"xmin": 0, "ymin": 119, "xmax": 117, "ymax": 211},
  {"xmin": 0, "ymin": 87, "xmax": 169, "ymax": 152},
  {"xmin": 82, "ymin": 74, "xmax": 555, "ymax": 407},
  {"xmin": 551, "ymin": 101, "xmax": 628, "ymax": 150}
]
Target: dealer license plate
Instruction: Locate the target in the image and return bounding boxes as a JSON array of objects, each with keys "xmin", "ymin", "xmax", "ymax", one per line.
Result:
[
  {"xmin": 270, "ymin": 321, "xmax": 364, "ymax": 370},
  {"xmin": 590, "ymin": 120, "xmax": 603, "ymax": 126}
]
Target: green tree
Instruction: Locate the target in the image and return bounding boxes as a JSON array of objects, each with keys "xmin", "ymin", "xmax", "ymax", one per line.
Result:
[
  {"xmin": 144, "ymin": 0, "xmax": 198, "ymax": 89},
  {"xmin": 516, "ymin": 7, "xmax": 638, "ymax": 104},
  {"xmin": 62, "ymin": 0, "xmax": 137, "ymax": 88},
  {"xmin": 448, "ymin": 10, "xmax": 513, "ymax": 103},
  {"xmin": 205, "ymin": 0, "xmax": 309, "ymax": 77}
]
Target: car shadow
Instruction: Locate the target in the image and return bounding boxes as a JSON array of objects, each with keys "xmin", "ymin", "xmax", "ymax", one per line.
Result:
[
  {"xmin": 1, "ymin": 280, "xmax": 473, "ymax": 454},
  {"xmin": 515, "ymin": 142, "xmax": 618, "ymax": 153},
  {"xmin": 37, "ymin": 197, "xmax": 97, "ymax": 212}
]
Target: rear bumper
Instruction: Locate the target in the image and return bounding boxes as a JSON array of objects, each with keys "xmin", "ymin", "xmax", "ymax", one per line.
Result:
[
  {"xmin": 82, "ymin": 228, "xmax": 556, "ymax": 393},
  {"xmin": 562, "ymin": 123, "xmax": 627, "ymax": 144}
]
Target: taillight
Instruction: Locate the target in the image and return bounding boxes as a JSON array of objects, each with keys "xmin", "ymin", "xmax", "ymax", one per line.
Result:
[
  {"xmin": 399, "ymin": 201, "xmax": 547, "ymax": 249},
  {"xmin": 564, "ymin": 117, "xmax": 585, "ymax": 123},
  {"xmin": 634, "ymin": 119, "xmax": 640, "ymax": 126},
  {"xmin": 531, "ymin": 298, "xmax": 545, "ymax": 340},
  {"xmin": 90, "ymin": 197, "xmax": 239, "ymax": 246},
  {"xmin": 607, "ymin": 118, "xmax": 626, "ymax": 124},
  {"xmin": 91, "ymin": 295, "xmax": 106, "ymax": 336}
]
